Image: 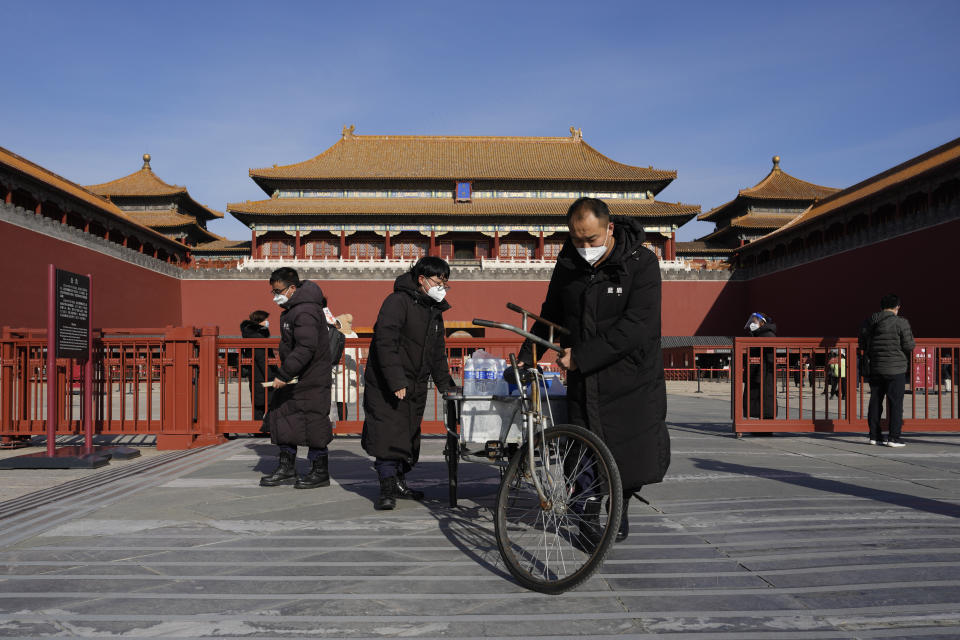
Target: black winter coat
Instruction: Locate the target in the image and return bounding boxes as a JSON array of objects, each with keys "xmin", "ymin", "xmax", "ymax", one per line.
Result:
[
  {"xmin": 264, "ymin": 280, "xmax": 332, "ymax": 449},
  {"xmin": 859, "ymin": 311, "xmax": 915, "ymax": 377},
  {"xmin": 743, "ymin": 322, "xmax": 777, "ymax": 419},
  {"xmin": 362, "ymin": 273, "xmax": 455, "ymax": 469},
  {"xmin": 519, "ymin": 217, "xmax": 669, "ymax": 493},
  {"xmin": 240, "ymin": 320, "xmax": 272, "ymax": 420}
]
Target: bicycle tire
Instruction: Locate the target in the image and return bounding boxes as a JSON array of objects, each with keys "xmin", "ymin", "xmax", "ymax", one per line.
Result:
[{"xmin": 494, "ymin": 423, "xmax": 622, "ymax": 594}]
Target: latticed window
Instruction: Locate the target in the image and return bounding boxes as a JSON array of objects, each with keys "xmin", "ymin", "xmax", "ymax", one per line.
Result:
[
  {"xmin": 500, "ymin": 241, "xmax": 534, "ymax": 259},
  {"xmin": 349, "ymin": 240, "xmax": 384, "ymax": 259},
  {"xmin": 306, "ymin": 240, "xmax": 339, "ymax": 258},
  {"xmin": 543, "ymin": 242, "xmax": 563, "ymax": 259},
  {"xmin": 265, "ymin": 240, "xmax": 294, "ymax": 258},
  {"xmin": 392, "ymin": 240, "xmax": 427, "ymax": 259}
]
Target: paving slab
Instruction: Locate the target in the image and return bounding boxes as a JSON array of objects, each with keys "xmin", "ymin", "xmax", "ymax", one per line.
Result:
[{"xmin": 0, "ymin": 388, "xmax": 958, "ymax": 638}]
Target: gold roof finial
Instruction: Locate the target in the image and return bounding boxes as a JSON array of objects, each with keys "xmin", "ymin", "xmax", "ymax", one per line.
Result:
[
  {"xmin": 569, "ymin": 126, "xmax": 583, "ymax": 141},
  {"xmin": 342, "ymin": 124, "xmax": 356, "ymax": 139},
  {"xmin": 772, "ymin": 155, "xmax": 781, "ymax": 169},
  {"xmin": 142, "ymin": 153, "xmax": 152, "ymax": 170}
]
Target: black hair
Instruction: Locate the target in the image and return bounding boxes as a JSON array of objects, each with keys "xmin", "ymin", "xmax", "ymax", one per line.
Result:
[
  {"xmin": 880, "ymin": 293, "xmax": 900, "ymax": 310},
  {"xmin": 249, "ymin": 310, "xmax": 269, "ymax": 323},
  {"xmin": 566, "ymin": 197, "xmax": 611, "ymax": 223},
  {"xmin": 411, "ymin": 256, "xmax": 450, "ymax": 281},
  {"xmin": 269, "ymin": 267, "xmax": 300, "ymax": 287}
]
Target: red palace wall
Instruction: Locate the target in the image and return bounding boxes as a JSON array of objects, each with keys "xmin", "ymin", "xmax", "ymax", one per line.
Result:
[
  {"xmin": 180, "ymin": 277, "xmax": 737, "ymax": 337},
  {"xmin": 742, "ymin": 218, "xmax": 960, "ymax": 337},
  {"xmin": 0, "ymin": 220, "xmax": 181, "ymax": 328}
]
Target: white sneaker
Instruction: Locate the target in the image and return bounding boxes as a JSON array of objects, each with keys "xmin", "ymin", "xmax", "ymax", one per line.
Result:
[
  {"xmin": 885, "ymin": 440, "xmax": 906, "ymax": 448},
  {"xmin": 868, "ymin": 439, "xmax": 878, "ymax": 445}
]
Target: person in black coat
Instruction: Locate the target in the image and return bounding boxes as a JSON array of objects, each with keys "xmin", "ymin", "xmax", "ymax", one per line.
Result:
[
  {"xmin": 362, "ymin": 257, "xmax": 456, "ymax": 510},
  {"xmin": 240, "ymin": 310, "xmax": 272, "ymax": 422},
  {"xmin": 743, "ymin": 312, "xmax": 777, "ymax": 419},
  {"xmin": 859, "ymin": 293, "xmax": 915, "ymax": 447},
  {"xmin": 259, "ymin": 267, "xmax": 333, "ymax": 490},
  {"xmin": 519, "ymin": 197, "xmax": 670, "ymax": 544}
]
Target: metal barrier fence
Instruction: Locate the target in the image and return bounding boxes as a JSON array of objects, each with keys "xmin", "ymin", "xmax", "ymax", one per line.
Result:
[
  {"xmin": 732, "ymin": 337, "xmax": 959, "ymax": 434},
  {"xmin": 0, "ymin": 326, "xmax": 528, "ymax": 449}
]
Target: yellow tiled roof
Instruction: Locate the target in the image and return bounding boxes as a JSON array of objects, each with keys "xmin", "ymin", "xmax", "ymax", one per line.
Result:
[
  {"xmin": 743, "ymin": 136, "xmax": 960, "ymax": 250},
  {"xmin": 250, "ymin": 128, "xmax": 676, "ymax": 183},
  {"xmin": 87, "ymin": 155, "xmax": 223, "ymax": 220},
  {"xmin": 123, "ymin": 211, "xmax": 221, "ymax": 241},
  {"xmin": 0, "ymin": 145, "xmax": 187, "ymax": 251},
  {"xmin": 698, "ymin": 157, "xmax": 838, "ymax": 221},
  {"xmin": 227, "ymin": 196, "xmax": 700, "ymax": 219}
]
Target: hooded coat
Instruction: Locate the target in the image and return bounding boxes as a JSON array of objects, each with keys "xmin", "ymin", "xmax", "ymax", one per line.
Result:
[
  {"xmin": 519, "ymin": 217, "xmax": 669, "ymax": 493},
  {"xmin": 743, "ymin": 321, "xmax": 777, "ymax": 419},
  {"xmin": 263, "ymin": 280, "xmax": 333, "ymax": 449},
  {"xmin": 859, "ymin": 310, "xmax": 915, "ymax": 377},
  {"xmin": 240, "ymin": 319, "xmax": 272, "ymax": 420},
  {"xmin": 361, "ymin": 272, "xmax": 455, "ymax": 469}
]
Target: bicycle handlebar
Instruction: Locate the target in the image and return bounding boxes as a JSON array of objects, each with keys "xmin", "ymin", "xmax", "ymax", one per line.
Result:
[
  {"xmin": 472, "ymin": 318, "xmax": 564, "ymax": 354},
  {"xmin": 505, "ymin": 303, "xmax": 570, "ymax": 336}
]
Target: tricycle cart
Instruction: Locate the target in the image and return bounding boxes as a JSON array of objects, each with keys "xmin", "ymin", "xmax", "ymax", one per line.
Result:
[{"xmin": 442, "ymin": 303, "xmax": 622, "ymax": 594}]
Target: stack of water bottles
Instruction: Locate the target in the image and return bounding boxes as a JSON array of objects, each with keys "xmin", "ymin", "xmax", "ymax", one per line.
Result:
[{"xmin": 463, "ymin": 349, "xmax": 509, "ymax": 396}]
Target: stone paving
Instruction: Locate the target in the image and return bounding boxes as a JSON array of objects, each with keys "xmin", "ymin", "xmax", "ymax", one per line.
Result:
[{"xmin": 0, "ymin": 388, "xmax": 959, "ymax": 638}]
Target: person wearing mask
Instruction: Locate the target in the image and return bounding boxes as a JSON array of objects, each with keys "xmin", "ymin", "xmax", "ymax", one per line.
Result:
[
  {"xmin": 362, "ymin": 257, "xmax": 456, "ymax": 510},
  {"xmin": 259, "ymin": 267, "xmax": 333, "ymax": 489},
  {"xmin": 518, "ymin": 197, "xmax": 670, "ymax": 546},
  {"xmin": 332, "ymin": 313, "xmax": 360, "ymax": 421},
  {"xmin": 859, "ymin": 294, "xmax": 915, "ymax": 447},
  {"xmin": 744, "ymin": 312, "xmax": 777, "ymax": 419},
  {"xmin": 240, "ymin": 310, "xmax": 272, "ymax": 422}
]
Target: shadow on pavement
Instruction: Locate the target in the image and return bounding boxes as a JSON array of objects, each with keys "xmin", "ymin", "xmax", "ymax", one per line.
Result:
[{"xmin": 691, "ymin": 457, "xmax": 960, "ymax": 519}]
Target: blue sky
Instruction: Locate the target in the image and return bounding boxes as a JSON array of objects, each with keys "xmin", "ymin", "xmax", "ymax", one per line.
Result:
[{"xmin": 3, "ymin": 1, "xmax": 958, "ymax": 241}]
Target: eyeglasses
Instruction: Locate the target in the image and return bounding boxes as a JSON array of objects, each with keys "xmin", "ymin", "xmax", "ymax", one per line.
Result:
[
  {"xmin": 426, "ymin": 276, "xmax": 450, "ymax": 290},
  {"xmin": 271, "ymin": 284, "xmax": 291, "ymax": 295}
]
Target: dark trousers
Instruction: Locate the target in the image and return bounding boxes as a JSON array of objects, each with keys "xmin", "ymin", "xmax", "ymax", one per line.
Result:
[
  {"xmin": 867, "ymin": 373, "xmax": 906, "ymax": 442},
  {"xmin": 279, "ymin": 445, "xmax": 328, "ymax": 460}
]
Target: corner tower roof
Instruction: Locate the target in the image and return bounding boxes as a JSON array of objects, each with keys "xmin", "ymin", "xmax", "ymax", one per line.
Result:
[{"xmin": 87, "ymin": 154, "xmax": 223, "ymax": 221}]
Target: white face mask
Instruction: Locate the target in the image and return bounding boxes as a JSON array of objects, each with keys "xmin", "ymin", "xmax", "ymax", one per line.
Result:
[
  {"xmin": 576, "ymin": 230, "xmax": 609, "ymax": 265},
  {"xmin": 426, "ymin": 285, "xmax": 447, "ymax": 302},
  {"xmin": 748, "ymin": 322, "xmax": 760, "ymax": 333},
  {"xmin": 262, "ymin": 320, "xmax": 269, "ymax": 328},
  {"xmin": 273, "ymin": 294, "xmax": 288, "ymax": 306}
]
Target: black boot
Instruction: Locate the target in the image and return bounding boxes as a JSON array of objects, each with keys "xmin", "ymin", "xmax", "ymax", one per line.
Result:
[
  {"xmin": 395, "ymin": 472, "xmax": 424, "ymax": 500},
  {"xmin": 376, "ymin": 476, "xmax": 398, "ymax": 510},
  {"xmin": 577, "ymin": 496, "xmax": 603, "ymax": 550},
  {"xmin": 616, "ymin": 508, "xmax": 629, "ymax": 542},
  {"xmin": 260, "ymin": 450, "xmax": 296, "ymax": 487},
  {"xmin": 294, "ymin": 455, "xmax": 330, "ymax": 489}
]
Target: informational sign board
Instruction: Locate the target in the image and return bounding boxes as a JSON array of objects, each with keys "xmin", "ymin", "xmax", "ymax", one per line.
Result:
[
  {"xmin": 913, "ymin": 347, "xmax": 935, "ymax": 392},
  {"xmin": 55, "ymin": 269, "xmax": 90, "ymax": 359}
]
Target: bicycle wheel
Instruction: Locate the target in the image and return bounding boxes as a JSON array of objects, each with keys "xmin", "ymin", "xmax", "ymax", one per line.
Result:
[
  {"xmin": 494, "ymin": 423, "xmax": 622, "ymax": 594},
  {"xmin": 444, "ymin": 430, "xmax": 459, "ymax": 507}
]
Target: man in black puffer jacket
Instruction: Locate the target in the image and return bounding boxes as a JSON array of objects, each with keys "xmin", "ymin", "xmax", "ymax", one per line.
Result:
[
  {"xmin": 260, "ymin": 267, "xmax": 333, "ymax": 489},
  {"xmin": 519, "ymin": 197, "xmax": 670, "ymax": 545},
  {"xmin": 859, "ymin": 293, "xmax": 915, "ymax": 447}
]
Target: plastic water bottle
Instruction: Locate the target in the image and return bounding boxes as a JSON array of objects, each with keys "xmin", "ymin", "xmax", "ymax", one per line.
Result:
[
  {"xmin": 463, "ymin": 357, "xmax": 477, "ymax": 394},
  {"xmin": 492, "ymin": 359, "xmax": 508, "ymax": 396}
]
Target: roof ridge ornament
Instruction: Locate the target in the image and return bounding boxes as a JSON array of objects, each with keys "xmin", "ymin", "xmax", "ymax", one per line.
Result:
[
  {"xmin": 142, "ymin": 153, "xmax": 151, "ymax": 171},
  {"xmin": 569, "ymin": 126, "xmax": 583, "ymax": 141},
  {"xmin": 772, "ymin": 155, "xmax": 781, "ymax": 170},
  {"xmin": 342, "ymin": 124, "xmax": 356, "ymax": 139}
]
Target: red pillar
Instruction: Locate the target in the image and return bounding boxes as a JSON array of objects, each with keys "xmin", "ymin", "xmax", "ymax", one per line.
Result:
[
  {"xmin": 429, "ymin": 231, "xmax": 436, "ymax": 257},
  {"xmin": 536, "ymin": 231, "xmax": 544, "ymax": 260},
  {"xmin": 84, "ymin": 220, "xmax": 90, "ymax": 233},
  {"xmin": 340, "ymin": 231, "xmax": 347, "ymax": 259},
  {"xmin": 250, "ymin": 229, "xmax": 257, "ymax": 258},
  {"xmin": 665, "ymin": 234, "xmax": 676, "ymax": 261},
  {"xmin": 493, "ymin": 230, "xmax": 500, "ymax": 259},
  {"xmin": 4, "ymin": 190, "xmax": 11, "ymax": 204},
  {"xmin": 35, "ymin": 202, "xmax": 42, "ymax": 216},
  {"xmin": 295, "ymin": 230, "xmax": 302, "ymax": 259},
  {"xmin": 104, "ymin": 229, "xmax": 110, "ymax": 242},
  {"xmin": 385, "ymin": 229, "xmax": 392, "ymax": 259}
]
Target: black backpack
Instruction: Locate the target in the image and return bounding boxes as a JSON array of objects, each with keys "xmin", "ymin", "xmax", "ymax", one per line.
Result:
[{"xmin": 328, "ymin": 324, "xmax": 346, "ymax": 366}]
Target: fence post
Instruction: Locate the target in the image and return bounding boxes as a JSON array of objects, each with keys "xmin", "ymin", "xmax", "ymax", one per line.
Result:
[
  {"xmin": 695, "ymin": 366, "xmax": 702, "ymax": 393},
  {"xmin": 193, "ymin": 326, "xmax": 226, "ymax": 448},
  {"xmin": 1, "ymin": 327, "xmax": 13, "ymax": 439}
]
